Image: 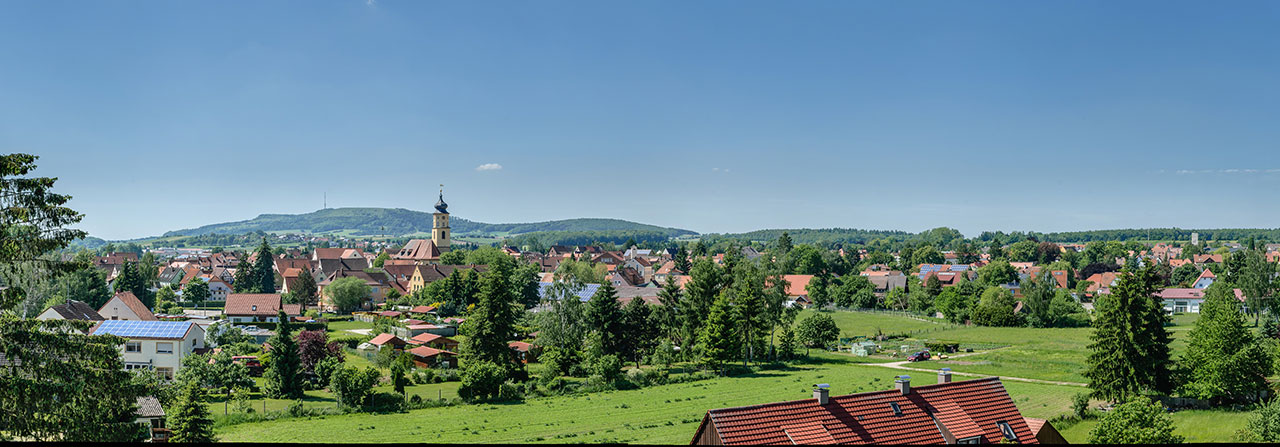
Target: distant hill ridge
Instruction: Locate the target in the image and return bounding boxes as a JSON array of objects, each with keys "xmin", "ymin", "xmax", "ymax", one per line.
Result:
[{"xmin": 160, "ymin": 207, "xmax": 696, "ymax": 238}]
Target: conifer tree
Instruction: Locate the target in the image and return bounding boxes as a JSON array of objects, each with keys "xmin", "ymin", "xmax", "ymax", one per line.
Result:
[
  {"xmin": 673, "ymin": 245, "xmax": 691, "ymax": 274},
  {"xmin": 254, "ymin": 238, "xmax": 275, "ymax": 293},
  {"xmin": 586, "ymin": 281, "xmax": 625, "ymax": 357},
  {"xmin": 656, "ymin": 275, "xmax": 684, "ymax": 343},
  {"xmin": 682, "ymin": 259, "xmax": 724, "ymax": 352},
  {"xmin": 169, "ymin": 381, "xmax": 216, "ymax": 443},
  {"xmin": 232, "ymin": 259, "xmax": 254, "ymax": 293},
  {"xmin": 295, "ymin": 267, "xmax": 318, "ymax": 306},
  {"xmin": 699, "ymin": 291, "xmax": 737, "ymax": 374},
  {"xmin": 460, "ymin": 257, "xmax": 522, "ymax": 375},
  {"xmin": 1084, "ymin": 267, "xmax": 1173, "ymax": 402},
  {"xmin": 1179, "ymin": 282, "xmax": 1273, "ymax": 404},
  {"xmin": 264, "ymin": 310, "xmax": 303, "ymax": 399}
]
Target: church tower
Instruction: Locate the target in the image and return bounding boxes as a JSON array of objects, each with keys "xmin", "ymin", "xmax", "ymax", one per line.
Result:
[{"xmin": 432, "ymin": 186, "xmax": 451, "ymax": 253}]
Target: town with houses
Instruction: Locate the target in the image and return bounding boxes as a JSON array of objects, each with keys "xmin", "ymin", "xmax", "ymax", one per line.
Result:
[
  {"xmin": 5, "ymin": 2, "xmax": 1279, "ymax": 445},
  {"xmin": 12, "ymin": 184, "xmax": 1280, "ymax": 444}
]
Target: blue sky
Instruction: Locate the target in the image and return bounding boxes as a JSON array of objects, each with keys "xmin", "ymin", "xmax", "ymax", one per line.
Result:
[{"xmin": 3, "ymin": 1, "xmax": 1279, "ymax": 240}]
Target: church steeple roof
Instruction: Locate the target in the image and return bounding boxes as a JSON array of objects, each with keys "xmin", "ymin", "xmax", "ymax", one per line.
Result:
[{"xmin": 434, "ymin": 187, "xmax": 448, "ymax": 214}]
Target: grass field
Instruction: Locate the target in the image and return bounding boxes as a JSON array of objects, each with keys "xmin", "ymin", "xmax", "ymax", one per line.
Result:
[
  {"xmin": 216, "ymin": 351, "xmax": 1083, "ymax": 443},
  {"xmin": 1056, "ymin": 409, "xmax": 1253, "ymax": 443},
  {"xmin": 216, "ymin": 309, "xmax": 1252, "ymax": 443},
  {"xmin": 795, "ymin": 308, "xmax": 952, "ymax": 339},
  {"xmin": 208, "ymin": 377, "xmax": 461, "ymax": 421},
  {"xmin": 326, "ymin": 320, "xmax": 373, "ymax": 333},
  {"xmin": 893, "ymin": 312, "xmax": 1203, "ymax": 384}
]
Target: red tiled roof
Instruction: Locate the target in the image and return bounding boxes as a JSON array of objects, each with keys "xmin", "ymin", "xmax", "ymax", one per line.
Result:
[
  {"xmin": 409, "ymin": 305, "xmax": 437, "ymax": 314},
  {"xmin": 770, "ymin": 274, "xmax": 814, "ymax": 297},
  {"xmin": 408, "ymin": 345, "xmax": 456, "ymax": 359},
  {"xmin": 225, "ymin": 294, "xmax": 284, "ymax": 316},
  {"xmin": 100, "ymin": 291, "xmax": 157, "ymax": 321},
  {"xmin": 409, "ymin": 332, "xmax": 458, "ymax": 346},
  {"xmin": 508, "ymin": 341, "xmax": 535, "ymax": 352},
  {"xmin": 369, "ymin": 333, "xmax": 405, "ymax": 346},
  {"xmin": 693, "ymin": 377, "xmax": 1036, "ymax": 445},
  {"xmin": 378, "ymin": 310, "xmax": 402, "ymax": 318},
  {"xmin": 1196, "ymin": 269, "xmax": 1216, "ymax": 281}
]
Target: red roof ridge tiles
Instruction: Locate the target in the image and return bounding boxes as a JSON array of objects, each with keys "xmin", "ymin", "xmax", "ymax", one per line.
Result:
[{"xmin": 691, "ymin": 377, "xmax": 1037, "ymax": 445}]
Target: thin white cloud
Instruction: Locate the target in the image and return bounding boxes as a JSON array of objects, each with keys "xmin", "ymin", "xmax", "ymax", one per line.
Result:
[
  {"xmin": 1174, "ymin": 168, "xmax": 1280, "ymax": 175},
  {"xmin": 711, "ymin": 167, "xmax": 730, "ymax": 173},
  {"xmin": 476, "ymin": 163, "xmax": 503, "ymax": 171}
]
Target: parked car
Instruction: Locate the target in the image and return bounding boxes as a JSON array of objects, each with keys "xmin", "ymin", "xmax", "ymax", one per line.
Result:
[
  {"xmin": 232, "ymin": 355, "xmax": 264, "ymax": 376},
  {"xmin": 907, "ymin": 350, "xmax": 931, "ymax": 362}
]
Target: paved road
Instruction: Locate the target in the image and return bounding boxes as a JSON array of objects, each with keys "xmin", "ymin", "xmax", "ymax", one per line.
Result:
[{"xmin": 852, "ymin": 349, "xmax": 1088, "ymax": 387}]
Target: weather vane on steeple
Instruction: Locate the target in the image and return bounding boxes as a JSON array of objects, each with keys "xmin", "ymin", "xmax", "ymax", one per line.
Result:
[{"xmin": 434, "ymin": 184, "xmax": 448, "ymax": 214}]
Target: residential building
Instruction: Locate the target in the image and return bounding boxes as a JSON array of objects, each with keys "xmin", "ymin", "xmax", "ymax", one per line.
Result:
[
  {"xmin": 1191, "ymin": 269, "xmax": 1216, "ymax": 289},
  {"xmin": 691, "ymin": 373, "xmax": 1040, "ymax": 445},
  {"xmin": 98, "ymin": 291, "xmax": 157, "ymax": 321},
  {"xmin": 224, "ymin": 293, "xmax": 301, "ymax": 323},
  {"xmin": 91, "ymin": 320, "xmax": 205, "ymax": 380},
  {"xmin": 37, "ymin": 300, "xmax": 104, "ymax": 321}
]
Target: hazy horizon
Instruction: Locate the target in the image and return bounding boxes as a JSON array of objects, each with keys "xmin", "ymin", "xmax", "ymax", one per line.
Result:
[{"xmin": 6, "ymin": 1, "xmax": 1280, "ymax": 240}]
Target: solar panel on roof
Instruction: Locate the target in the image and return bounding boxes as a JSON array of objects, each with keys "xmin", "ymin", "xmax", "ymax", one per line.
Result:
[{"xmin": 95, "ymin": 320, "xmax": 191, "ymax": 339}]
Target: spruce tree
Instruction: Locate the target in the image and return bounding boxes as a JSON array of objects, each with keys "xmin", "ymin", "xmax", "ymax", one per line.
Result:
[
  {"xmin": 1084, "ymin": 267, "xmax": 1173, "ymax": 402},
  {"xmin": 169, "ymin": 381, "xmax": 216, "ymax": 443},
  {"xmin": 682, "ymin": 259, "xmax": 724, "ymax": 352},
  {"xmin": 460, "ymin": 257, "xmax": 522, "ymax": 375},
  {"xmin": 699, "ymin": 290, "xmax": 737, "ymax": 374},
  {"xmin": 776, "ymin": 232, "xmax": 793, "ymax": 255},
  {"xmin": 673, "ymin": 245, "xmax": 691, "ymax": 274},
  {"xmin": 1179, "ymin": 282, "xmax": 1273, "ymax": 404},
  {"xmin": 264, "ymin": 310, "xmax": 303, "ymax": 399},
  {"xmin": 295, "ymin": 267, "xmax": 318, "ymax": 306},
  {"xmin": 254, "ymin": 238, "xmax": 275, "ymax": 293},
  {"xmin": 232, "ymin": 259, "xmax": 254, "ymax": 293},
  {"xmin": 656, "ymin": 275, "xmax": 684, "ymax": 343},
  {"xmin": 586, "ymin": 281, "xmax": 625, "ymax": 357},
  {"xmin": 114, "ymin": 260, "xmax": 154, "ymax": 309}
]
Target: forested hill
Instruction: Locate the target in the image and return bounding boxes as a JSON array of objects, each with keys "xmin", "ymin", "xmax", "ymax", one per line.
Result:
[{"xmin": 160, "ymin": 207, "xmax": 696, "ymax": 238}]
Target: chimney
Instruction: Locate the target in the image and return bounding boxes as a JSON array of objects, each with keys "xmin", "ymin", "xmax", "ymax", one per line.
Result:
[
  {"xmin": 813, "ymin": 383, "xmax": 830, "ymax": 405},
  {"xmin": 895, "ymin": 375, "xmax": 911, "ymax": 395},
  {"xmin": 938, "ymin": 368, "xmax": 952, "ymax": 384}
]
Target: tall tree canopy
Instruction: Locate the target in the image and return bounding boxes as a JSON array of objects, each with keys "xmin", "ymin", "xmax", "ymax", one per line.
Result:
[
  {"xmin": 1084, "ymin": 267, "xmax": 1174, "ymax": 402},
  {"xmin": 0, "ymin": 153, "xmax": 147, "ymax": 441},
  {"xmin": 1178, "ymin": 282, "xmax": 1273, "ymax": 404}
]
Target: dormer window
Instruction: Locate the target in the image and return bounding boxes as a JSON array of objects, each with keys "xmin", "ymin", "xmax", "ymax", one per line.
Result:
[
  {"xmin": 251, "ymin": 305, "xmax": 257, "ymax": 312},
  {"xmin": 996, "ymin": 421, "xmax": 1018, "ymax": 441}
]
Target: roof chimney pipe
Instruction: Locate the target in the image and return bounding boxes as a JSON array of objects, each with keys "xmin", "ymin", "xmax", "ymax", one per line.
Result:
[
  {"xmin": 813, "ymin": 383, "xmax": 830, "ymax": 405},
  {"xmin": 895, "ymin": 375, "xmax": 911, "ymax": 395},
  {"xmin": 938, "ymin": 368, "xmax": 952, "ymax": 384}
]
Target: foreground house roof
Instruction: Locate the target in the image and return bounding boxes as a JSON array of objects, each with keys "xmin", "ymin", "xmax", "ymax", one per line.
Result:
[{"xmin": 691, "ymin": 377, "xmax": 1035, "ymax": 445}]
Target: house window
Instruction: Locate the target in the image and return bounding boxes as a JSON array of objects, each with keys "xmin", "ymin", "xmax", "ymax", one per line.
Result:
[
  {"xmin": 156, "ymin": 342, "xmax": 174, "ymax": 354},
  {"xmin": 125, "ymin": 342, "xmax": 142, "ymax": 353},
  {"xmin": 155, "ymin": 367, "xmax": 174, "ymax": 381},
  {"xmin": 957, "ymin": 437, "xmax": 982, "ymax": 444},
  {"xmin": 996, "ymin": 421, "xmax": 1019, "ymax": 441}
]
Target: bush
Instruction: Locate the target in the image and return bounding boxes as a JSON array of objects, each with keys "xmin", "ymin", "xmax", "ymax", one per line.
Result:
[
  {"xmin": 1072, "ymin": 393, "xmax": 1091, "ymax": 419},
  {"xmin": 436, "ymin": 368, "xmax": 460, "ymax": 382},
  {"xmin": 497, "ymin": 380, "xmax": 524, "ymax": 401},
  {"xmin": 458, "ymin": 361, "xmax": 506, "ymax": 401},
  {"xmin": 314, "ymin": 356, "xmax": 343, "ymax": 387},
  {"xmin": 1089, "ymin": 398, "xmax": 1183, "ymax": 444},
  {"xmin": 414, "ymin": 369, "xmax": 437, "ymax": 385},
  {"xmin": 590, "ymin": 355, "xmax": 624, "ymax": 385}
]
